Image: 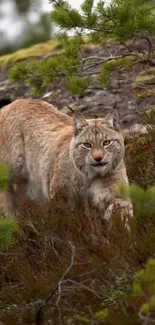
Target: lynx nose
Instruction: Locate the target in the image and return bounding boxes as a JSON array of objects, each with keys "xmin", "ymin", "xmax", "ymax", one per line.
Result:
[
  {"xmin": 94, "ymin": 156, "xmax": 103, "ymax": 162},
  {"xmin": 92, "ymin": 150, "xmax": 104, "ymax": 162}
]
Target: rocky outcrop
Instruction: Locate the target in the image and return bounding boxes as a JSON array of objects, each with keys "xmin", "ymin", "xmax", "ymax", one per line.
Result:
[{"xmin": 0, "ymin": 39, "xmax": 155, "ymax": 131}]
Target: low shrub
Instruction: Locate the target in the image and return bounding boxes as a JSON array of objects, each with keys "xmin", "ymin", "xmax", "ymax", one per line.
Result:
[{"xmin": 1, "ymin": 113, "xmax": 155, "ymax": 324}]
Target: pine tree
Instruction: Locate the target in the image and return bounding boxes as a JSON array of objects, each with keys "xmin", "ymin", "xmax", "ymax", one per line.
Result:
[{"xmin": 10, "ymin": 0, "xmax": 155, "ymax": 95}]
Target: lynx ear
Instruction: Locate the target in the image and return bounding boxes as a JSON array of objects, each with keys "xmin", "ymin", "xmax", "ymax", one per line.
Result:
[
  {"xmin": 104, "ymin": 111, "xmax": 120, "ymax": 131},
  {"xmin": 73, "ymin": 113, "xmax": 88, "ymax": 135}
]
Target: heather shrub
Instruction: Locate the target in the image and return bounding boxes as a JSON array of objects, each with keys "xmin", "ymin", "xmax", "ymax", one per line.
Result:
[
  {"xmin": 0, "ymin": 191, "xmax": 154, "ymax": 325},
  {"xmin": 125, "ymin": 125, "xmax": 155, "ymax": 188},
  {"xmin": 0, "ymin": 116, "xmax": 155, "ymax": 324}
]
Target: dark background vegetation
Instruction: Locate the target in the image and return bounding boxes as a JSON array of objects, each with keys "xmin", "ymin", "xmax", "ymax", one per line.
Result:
[{"xmin": 0, "ymin": 0, "xmax": 53, "ymax": 55}]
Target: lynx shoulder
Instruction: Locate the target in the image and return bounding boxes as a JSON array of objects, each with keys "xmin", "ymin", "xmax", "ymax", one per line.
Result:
[{"xmin": 0, "ymin": 98, "xmax": 132, "ymax": 219}]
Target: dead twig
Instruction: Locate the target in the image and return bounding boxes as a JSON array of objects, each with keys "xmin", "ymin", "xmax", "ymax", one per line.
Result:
[
  {"xmin": 36, "ymin": 241, "xmax": 75, "ymax": 325},
  {"xmin": 138, "ymin": 311, "xmax": 155, "ymax": 325}
]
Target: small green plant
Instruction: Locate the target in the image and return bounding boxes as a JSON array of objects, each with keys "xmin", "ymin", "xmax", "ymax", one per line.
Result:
[
  {"xmin": 132, "ymin": 258, "xmax": 155, "ymax": 324},
  {"xmin": 0, "ymin": 218, "xmax": 18, "ymax": 248}
]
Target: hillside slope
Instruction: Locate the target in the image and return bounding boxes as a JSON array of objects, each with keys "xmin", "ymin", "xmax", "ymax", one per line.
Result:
[{"xmin": 0, "ymin": 39, "xmax": 155, "ymax": 131}]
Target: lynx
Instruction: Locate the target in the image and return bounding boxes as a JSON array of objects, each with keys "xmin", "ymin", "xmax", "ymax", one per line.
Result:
[{"xmin": 0, "ymin": 99, "xmax": 132, "ymax": 220}]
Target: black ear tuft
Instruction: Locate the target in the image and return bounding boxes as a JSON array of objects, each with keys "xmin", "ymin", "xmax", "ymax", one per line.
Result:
[
  {"xmin": 73, "ymin": 113, "xmax": 88, "ymax": 135},
  {"xmin": 104, "ymin": 111, "xmax": 120, "ymax": 131},
  {"xmin": 67, "ymin": 106, "xmax": 88, "ymax": 135}
]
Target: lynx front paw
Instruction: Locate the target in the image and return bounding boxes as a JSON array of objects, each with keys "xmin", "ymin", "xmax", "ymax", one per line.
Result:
[{"xmin": 104, "ymin": 199, "xmax": 133, "ymax": 229}]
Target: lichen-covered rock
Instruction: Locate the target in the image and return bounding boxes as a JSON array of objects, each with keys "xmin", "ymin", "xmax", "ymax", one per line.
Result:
[
  {"xmin": 132, "ymin": 68, "xmax": 155, "ymax": 100},
  {"xmin": 0, "ymin": 39, "xmax": 155, "ymax": 132}
]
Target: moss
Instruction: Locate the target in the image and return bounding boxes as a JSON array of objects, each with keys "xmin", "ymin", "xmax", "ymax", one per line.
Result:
[
  {"xmin": 0, "ymin": 40, "xmax": 62, "ymax": 67},
  {"xmin": 132, "ymin": 68, "xmax": 155, "ymax": 97},
  {"xmin": 0, "ymin": 36, "xmax": 105, "ymax": 68},
  {"xmin": 135, "ymin": 68, "xmax": 155, "ymax": 85},
  {"xmin": 132, "ymin": 68, "xmax": 155, "ymax": 98},
  {"xmin": 132, "ymin": 86, "xmax": 155, "ymax": 99},
  {"xmin": 140, "ymin": 106, "xmax": 155, "ymax": 117}
]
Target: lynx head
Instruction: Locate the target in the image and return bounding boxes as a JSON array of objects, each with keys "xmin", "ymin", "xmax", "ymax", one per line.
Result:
[{"xmin": 70, "ymin": 111, "xmax": 125, "ymax": 179}]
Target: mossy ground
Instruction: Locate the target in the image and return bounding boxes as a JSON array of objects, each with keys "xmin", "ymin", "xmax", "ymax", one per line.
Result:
[
  {"xmin": 0, "ymin": 40, "xmax": 62, "ymax": 67},
  {"xmin": 0, "ymin": 37, "xmax": 106, "ymax": 68}
]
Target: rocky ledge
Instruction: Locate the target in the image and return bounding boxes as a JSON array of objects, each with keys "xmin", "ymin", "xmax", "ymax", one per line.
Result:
[{"xmin": 0, "ymin": 39, "xmax": 155, "ymax": 132}]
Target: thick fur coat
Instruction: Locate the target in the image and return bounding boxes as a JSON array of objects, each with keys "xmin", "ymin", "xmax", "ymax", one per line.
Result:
[{"xmin": 0, "ymin": 99, "xmax": 132, "ymax": 219}]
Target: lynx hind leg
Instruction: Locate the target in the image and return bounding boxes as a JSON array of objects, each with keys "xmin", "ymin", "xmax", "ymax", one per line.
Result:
[
  {"xmin": 4, "ymin": 173, "xmax": 28, "ymax": 219},
  {"xmin": 4, "ymin": 155, "xmax": 28, "ymax": 218},
  {"xmin": 4, "ymin": 176, "xmax": 19, "ymax": 219},
  {"xmin": 2, "ymin": 133, "xmax": 28, "ymax": 217}
]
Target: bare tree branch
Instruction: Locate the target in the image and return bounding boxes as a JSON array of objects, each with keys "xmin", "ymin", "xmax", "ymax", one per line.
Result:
[
  {"xmin": 63, "ymin": 279, "xmax": 103, "ymax": 298},
  {"xmin": 36, "ymin": 241, "xmax": 75, "ymax": 325},
  {"xmin": 55, "ymin": 242, "xmax": 75, "ymax": 325}
]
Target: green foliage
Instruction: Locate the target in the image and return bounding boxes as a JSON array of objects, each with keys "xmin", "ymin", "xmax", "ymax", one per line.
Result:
[
  {"xmin": 0, "ymin": 218, "xmax": 18, "ymax": 249},
  {"xmin": 120, "ymin": 118, "xmax": 155, "ymax": 224},
  {"xmin": 132, "ymin": 258, "xmax": 155, "ymax": 321},
  {"xmin": 65, "ymin": 76, "xmax": 90, "ymax": 94},
  {"xmin": 50, "ymin": 0, "xmax": 155, "ymax": 37},
  {"xmin": 0, "ymin": 163, "xmax": 17, "ymax": 250},
  {"xmin": 95, "ymin": 309, "xmax": 109, "ymax": 321},
  {"xmin": 98, "ymin": 56, "xmax": 136, "ymax": 87},
  {"xmin": 117, "ymin": 183, "xmax": 155, "ymax": 224},
  {"xmin": 51, "ymin": 1, "xmax": 84, "ymax": 29},
  {"xmin": 9, "ymin": 0, "xmax": 155, "ymax": 95},
  {"xmin": 9, "ymin": 63, "xmax": 28, "ymax": 83}
]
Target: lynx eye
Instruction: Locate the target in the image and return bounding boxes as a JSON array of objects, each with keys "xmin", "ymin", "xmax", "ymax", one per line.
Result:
[
  {"xmin": 103, "ymin": 140, "xmax": 112, "ymax": 147},
  {"xmin": 83, "ymin": 142, "xmax": 92, "ymax": 149}
]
